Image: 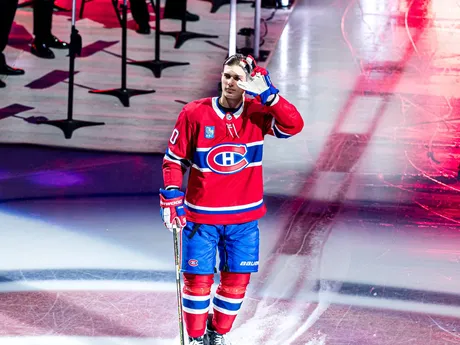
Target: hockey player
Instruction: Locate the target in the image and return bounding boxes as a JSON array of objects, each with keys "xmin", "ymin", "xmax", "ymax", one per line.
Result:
[{"xmin": 159, "ymin": 54, "xmax": 304, "ymax": 345}]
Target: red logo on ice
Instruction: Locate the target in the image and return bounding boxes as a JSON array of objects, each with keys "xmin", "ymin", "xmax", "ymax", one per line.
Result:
[
  {"xmin": 206, "ymin": 144, "xmax": 249, "ymax": 174},
  {"xmin": 188, "ymin": 259, "xmax": 198, "ymax": 267}
]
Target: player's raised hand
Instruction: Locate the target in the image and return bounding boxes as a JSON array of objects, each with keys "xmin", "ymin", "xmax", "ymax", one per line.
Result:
[
  {"xmin": 237, "ymin": 62, "xmax": 279, "ymax": 105},
  {"xmin": 159, "ymin": 188, "xmax": 186, "ymax": 231}
]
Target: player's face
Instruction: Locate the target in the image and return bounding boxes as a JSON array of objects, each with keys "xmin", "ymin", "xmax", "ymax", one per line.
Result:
[{"xmin": 221, "ymin": 65, "xmax": 246, "ymax": 100}]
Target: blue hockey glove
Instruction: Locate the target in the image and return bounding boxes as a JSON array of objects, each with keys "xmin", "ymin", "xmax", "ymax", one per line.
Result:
[
  {"xmin": 237, "ymin": 66, "xmax": 279, "ymax": 105},
  {"xmin": 159, "ymin": 188, "xmax": 186, "ymax": 231}
]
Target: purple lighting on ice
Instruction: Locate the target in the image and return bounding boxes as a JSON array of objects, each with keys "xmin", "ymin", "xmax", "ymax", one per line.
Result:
[{"xmin": 28, "ymin": 171, "xmax": 85, "ymax": 187}]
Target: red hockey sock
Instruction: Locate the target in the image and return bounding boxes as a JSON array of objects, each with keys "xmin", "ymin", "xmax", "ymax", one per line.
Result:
[
  {"xmin": 182, "ymin": 273, "xmax": 214, "ymax": 338},
  {"xmin": 212, "ymin": 272, "xmax": 251, "ymax": 335}
]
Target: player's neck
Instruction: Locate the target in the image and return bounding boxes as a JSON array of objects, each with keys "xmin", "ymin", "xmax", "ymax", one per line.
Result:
[{"xmin": 219, "ymin": 95, "xmax": 243, "ymax": 110}]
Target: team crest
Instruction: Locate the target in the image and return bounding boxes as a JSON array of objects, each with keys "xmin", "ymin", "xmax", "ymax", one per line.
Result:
[
  {"xmin": 205, "ymin": 126, "xmax": 215, "ymax": 139},
  {"xmin": 206, "ymin": 143, "xmax": 249, "ymax": 174},
  {"xmin": 188, "ymin": 259, "xmax": 198, "ymax": 267}
]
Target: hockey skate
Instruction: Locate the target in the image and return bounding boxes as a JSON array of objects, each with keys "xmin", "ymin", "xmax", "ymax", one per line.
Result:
[
  {"xmin": 206, "ymin": 323, "xmax": 225, "ymax": 345},
  {"xmin": 188, "ymin": 336, "xmax": 206, "ymax": 345}
]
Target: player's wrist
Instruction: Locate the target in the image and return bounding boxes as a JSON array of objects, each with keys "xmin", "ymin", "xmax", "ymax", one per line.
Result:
[
  {"xmin": 265, "ymin": 93, "xmax": 280, "ymax": 106},
  {"xmin": 160, "ymin": 188, "xmax": 184, "ymax": 200},
  {"xmin": 165, "ymin": 185, "xmax": 180, "ymax": 191}
]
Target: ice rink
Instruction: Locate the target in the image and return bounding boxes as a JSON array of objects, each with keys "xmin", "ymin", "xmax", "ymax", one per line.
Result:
[{"xmin": 1, "ymin": 0, "xmax": 460, "ymax": 344}]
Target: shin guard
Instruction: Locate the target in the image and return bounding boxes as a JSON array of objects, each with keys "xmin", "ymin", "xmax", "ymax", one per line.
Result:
[
  {"xmin": 182, "ymin": 273, "xmax": 214, "ymax": 338},
  {"xmin": 212, "ymin": 272, "xmax": 251, "ymax": 335}
]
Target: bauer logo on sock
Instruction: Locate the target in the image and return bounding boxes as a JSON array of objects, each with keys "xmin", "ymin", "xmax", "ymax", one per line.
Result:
[{"xmin": 188, "ymin": 259, "xmax": 199, "ymax": 267}]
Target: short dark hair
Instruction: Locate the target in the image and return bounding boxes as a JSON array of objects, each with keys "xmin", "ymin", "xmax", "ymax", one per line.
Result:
[
  {"xmin": 223, "ymin": 53, "xmax": 256, "ymax": 76},
  {"xmin": 223, "ymin": 53, "xmax": 246, "ymax": 67}
]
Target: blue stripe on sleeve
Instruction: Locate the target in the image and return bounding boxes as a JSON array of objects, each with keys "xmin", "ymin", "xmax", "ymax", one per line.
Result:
[
  {"xmin": 165, "ymin": 148, "xmax": 191, "ymax": 167},
  {"xmin": 273, "ymin": 125, "xmax": 291, "ymax": 139}
]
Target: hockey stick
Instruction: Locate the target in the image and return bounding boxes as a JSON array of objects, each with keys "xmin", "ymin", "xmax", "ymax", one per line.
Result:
[{"xmin": 172, "ymin": 223, "xmax": 186, "ymax": 345}]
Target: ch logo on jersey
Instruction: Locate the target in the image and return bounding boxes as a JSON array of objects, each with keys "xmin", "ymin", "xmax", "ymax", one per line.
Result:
[
  {"xmin": 206, "ymin": 144, "xmax": 249, "ymax": 174},
  {"xmin": 204, "ymin": 126, "xmax": 215, "ymax": 139}
]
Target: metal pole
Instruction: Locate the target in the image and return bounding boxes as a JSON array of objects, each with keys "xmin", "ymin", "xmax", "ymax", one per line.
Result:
[
  {"xmin": 154, "ymin": 0, "xmax": 160, "ymax": 60},
  {"xmin": 67, "ymin": 0, "xmax": 78, "ymax": 120},
  {"xmin": 121, "ymin": 0, "xmax": 127, "ymax": 89},
  {"xmin": 253, "ymin": 0, "xmax": 261, "ymax": 59},
  {"xmin": 228, "ymin": 0, "xmax": 237, "ymax": 55},
  {"xmin": 71, "ymin": 0, "xmax": 76, "ymax": 24}
]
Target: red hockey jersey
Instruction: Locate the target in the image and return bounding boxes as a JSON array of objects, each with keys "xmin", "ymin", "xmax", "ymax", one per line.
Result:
[{"xmin": 162, "ymin": 95, "xmax": 303, "ymax": 225}]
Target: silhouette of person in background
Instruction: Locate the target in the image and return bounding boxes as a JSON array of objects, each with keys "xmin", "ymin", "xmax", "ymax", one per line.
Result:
[
  {"xmin": 30, "ymin": 0, "xmax": 69, "ymax": 59},
  {"xmin": 0, "ymin": 0, "xmax": 24, "ymax": 88},
  {"xmin": 163, "ymin": 0, "xmax": 199, "ymax": 22},
  {"xmin": 130, "ymin": 0, "xmax": 151, "ymax": 34}
]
